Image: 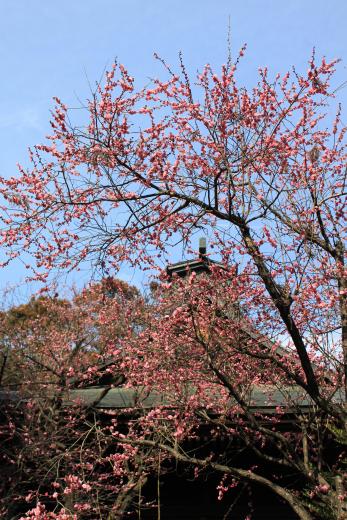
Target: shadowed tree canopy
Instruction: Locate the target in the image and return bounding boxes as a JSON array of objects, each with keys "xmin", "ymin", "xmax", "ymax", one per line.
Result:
[{"xmin": 0, "ymin": 279, "xmax": 143, "ymax": 389}]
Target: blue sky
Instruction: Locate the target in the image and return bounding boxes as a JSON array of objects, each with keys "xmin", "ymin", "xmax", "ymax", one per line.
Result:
[{"xmin": 0, "ymin": 0, "xmax": 346, "ymax": 295}]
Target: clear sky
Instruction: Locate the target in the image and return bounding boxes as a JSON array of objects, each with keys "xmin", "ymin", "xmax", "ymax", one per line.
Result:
[{"xmin": 0, "ymin": 0, "xmax": 346, "ymax": 296}]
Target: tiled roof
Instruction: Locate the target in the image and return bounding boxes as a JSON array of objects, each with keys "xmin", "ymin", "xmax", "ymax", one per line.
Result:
[
  {"xmin": 167, "ymin": 255, "xmax": 224, "ymax": 277},
  {"xmin": 2, "ymin": 386, "xmax": 342, "ymax": 414}
]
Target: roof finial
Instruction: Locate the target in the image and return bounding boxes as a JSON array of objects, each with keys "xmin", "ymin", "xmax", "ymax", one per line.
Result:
[{"xmin": 199, "ymin": 237, "xmax": 207, "ymax": 256}]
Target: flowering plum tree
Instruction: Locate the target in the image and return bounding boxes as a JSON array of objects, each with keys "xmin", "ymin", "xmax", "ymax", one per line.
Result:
[
  {"xmin": 0, "ymin": 281, "xmax": 149, "ymax": 519},
  {"xmin": 0, "ymin": 48, "xmax": 346, "ymax": 518}
]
